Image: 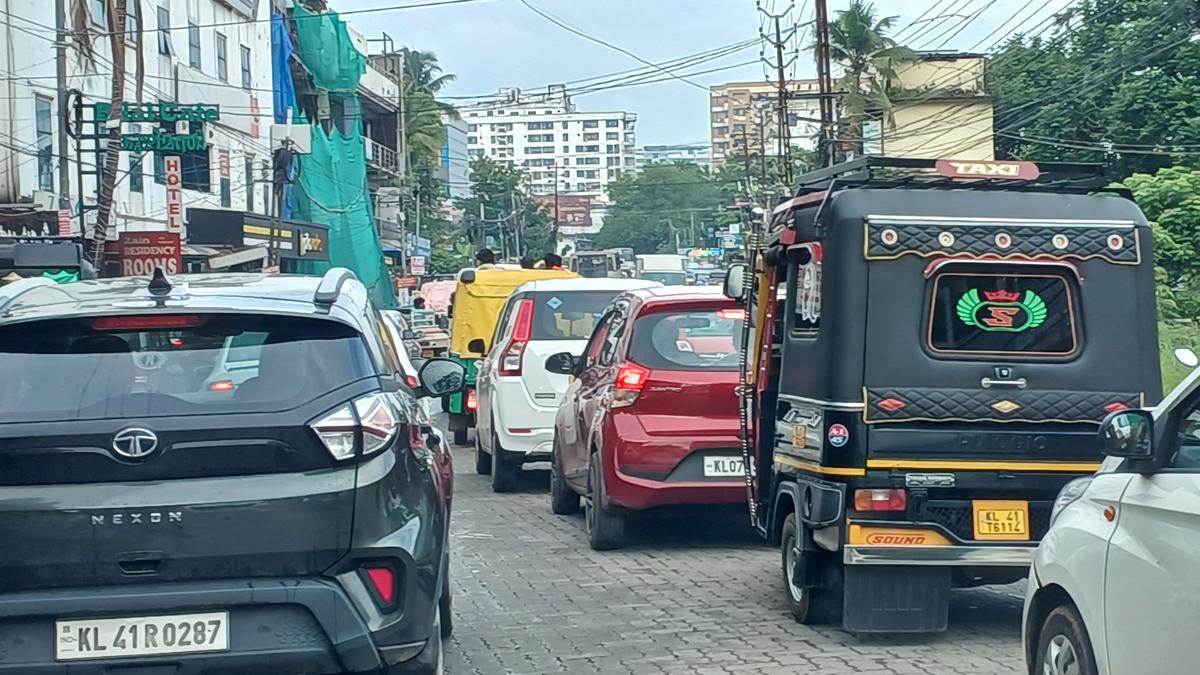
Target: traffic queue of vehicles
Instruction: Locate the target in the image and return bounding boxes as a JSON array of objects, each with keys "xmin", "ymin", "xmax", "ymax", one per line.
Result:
[
  {"xmin": 0, "ymin": 269, "xmax": 466, "ymax": 674},
  {"xmin": 458, "ymin": 156, "xmax": 1196, "ymax": 673}
]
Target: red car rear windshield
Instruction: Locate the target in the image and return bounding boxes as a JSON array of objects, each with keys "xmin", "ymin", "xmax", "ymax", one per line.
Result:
[
  {"xmin": 0, "ymin": 314, "xmax": 374, "ymax": 423},
  {"xmin": 628, "ymin": 308, "xmax": 744, "ymax": 371}
]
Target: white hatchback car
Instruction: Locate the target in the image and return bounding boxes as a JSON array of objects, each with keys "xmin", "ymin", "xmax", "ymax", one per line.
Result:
[
  {"xmin": 1023, "ymin": 350, "xmax": 1200, "ymax": 675},
  {"xmin": 474, "ymin": 278, "xmax": 660, "ymax": 492}
]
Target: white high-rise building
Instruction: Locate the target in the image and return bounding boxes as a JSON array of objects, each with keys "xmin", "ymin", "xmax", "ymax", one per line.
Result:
[{"xmin": 460, "ymin": 86, "xmax": 637, "ymax": 202}]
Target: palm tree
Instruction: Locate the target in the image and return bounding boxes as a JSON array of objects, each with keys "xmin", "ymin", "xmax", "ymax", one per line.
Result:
[
  {"xmin": 401, "ymin": 49, "xmax": 456, "ymax": 95},
  {"xmin": 824, "ymin": 0, "xmax": 917, "ymax": 156}
]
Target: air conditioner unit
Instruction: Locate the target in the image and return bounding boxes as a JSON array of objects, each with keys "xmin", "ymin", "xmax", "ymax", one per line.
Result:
[{"xmin": 30, "ymin": 190, "xmax": 55, "ymax": 211}]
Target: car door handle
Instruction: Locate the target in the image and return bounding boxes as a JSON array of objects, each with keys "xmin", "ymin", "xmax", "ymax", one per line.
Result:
[{"xmin": 981, "ymin": 377, "xmax": 1027, "ymax": 389}]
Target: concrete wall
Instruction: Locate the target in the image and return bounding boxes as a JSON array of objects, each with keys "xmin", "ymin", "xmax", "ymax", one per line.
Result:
[{"xmin": 884, "ymin": 99, "xmax": 994, "ymax": 160}]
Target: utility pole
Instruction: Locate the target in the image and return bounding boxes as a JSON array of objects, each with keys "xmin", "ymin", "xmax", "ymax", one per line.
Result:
[
  {"xmin": 814, "ymin": 0, "xmax": 836, "ymax": 167},
  {"xmin": 90, "ymin": 0, "xmax": 128, "ymax": 265},
  {"xmin": 772, "ymin": 14, "xmax": 794, "ymax": 185},
  {"xmin": 54, "ymin": 0, "xmax": 70, "ymax": 218}
]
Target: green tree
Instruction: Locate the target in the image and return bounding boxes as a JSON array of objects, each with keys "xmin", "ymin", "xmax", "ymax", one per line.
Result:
[
  {"xmin": 988, "ymin": 0, "xmax": 1200, "ymax": 179},
  {"xmin": 455, "ymin": 157, "xmax": 549, "ymax": 259},
  {"xmin": 597, "ymin": 164, "xmax": 728, "ymax": 254},
  {"xmin": 402, "ymin": 49, "xmax": 457, "ymax": 95},
  {"xmin": 826, "ymin": 0, "xmax": 917, "ymax": 155},
  {"xmin": 1122, "ymin": 166, "xmax": 1200, "ymax": 318}
]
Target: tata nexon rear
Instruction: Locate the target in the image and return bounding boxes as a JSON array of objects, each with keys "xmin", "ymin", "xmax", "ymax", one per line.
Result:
[{"xmin": 731, "ymin": 157, "xmax": 1160, "ymax": 633}]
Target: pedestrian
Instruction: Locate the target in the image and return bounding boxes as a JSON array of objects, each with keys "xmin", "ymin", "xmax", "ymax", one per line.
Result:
[
  {"xmin": 544, "ymin": 253, "xmax": 563, "ymax": 270},
  {"xmin": 475, "ymin": 248, "xmax": 498, "ymax": 270},
  {"xmin": 519, "ymin": 255, "xmax": 535, "ymax": 269},
  {"xmin": 413, "ymin": 296, "xmax": 426, "ymax": 310}
]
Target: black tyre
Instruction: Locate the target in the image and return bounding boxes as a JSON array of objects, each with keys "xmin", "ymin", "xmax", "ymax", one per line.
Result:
[
  {"xmin": 585, "ymin": 453, "xmax": 625, "ymax": 550},
  {"xmin": 438, "ymin": 554, "xmax": 453, "ymax": 639},
  {"xmin": 490, "ymin": 430, "xmax": 519, "ymax": 493},
  {"xmin": 781, "ymin": 514, "xmax": 840, "ymax": 625},
  {"xmin": 1034, "ymin": 604, "xmax": 1099, "ymax": 675},
  {"xmin": 550, "ymin": 438, "xmax": 581, "ymax": 514},
  {"xmin": 473, "ymin": 430, "xmax": 491, "ymax": 475},
  {"xmin": 452, "ymin": 425, "xmax": 468, "ymax": 447},
  {"xmin": 440, "ymin": 396, "xmax": 450, "ymax": 413}
]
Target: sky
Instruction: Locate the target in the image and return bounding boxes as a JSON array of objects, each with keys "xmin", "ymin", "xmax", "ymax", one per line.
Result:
[{"xmin": 338, "ymin": 0, "xmax": 1074, "ymax": 146}]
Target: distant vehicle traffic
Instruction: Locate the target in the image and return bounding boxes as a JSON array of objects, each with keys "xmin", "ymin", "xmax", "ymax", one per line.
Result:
[
  {"xmin": 635, "ymin": 254, "xmax": 687, "ymax": 285},
  {"xmin": 474, "ymin": 278, "xmax": 660, "ymax": 492},
  {"xmin": 1023, "ymin": 348, "xmax": 1200, "ymax": 675},
  {"xmin": 0, "ymin": 269, "xmax": 465, "ymax": 674},
  {"xmin": 545, "ymin": 287, "xmax": 746, "ymax": 549}
]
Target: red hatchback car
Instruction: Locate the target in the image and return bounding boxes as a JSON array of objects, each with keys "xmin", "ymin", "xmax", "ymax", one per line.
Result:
[{"xmin": 545, "ymin": 287, "xmax": 746, "ymax": 549}]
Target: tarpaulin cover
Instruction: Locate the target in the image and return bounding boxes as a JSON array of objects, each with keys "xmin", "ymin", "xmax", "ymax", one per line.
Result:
[
  {"xmin": 287, "ymin": 4, "xmax": 395, "ymax": 309},
  {"xmin": 270, "ymin": 13, "xmax": 294, "ymax": 124}
]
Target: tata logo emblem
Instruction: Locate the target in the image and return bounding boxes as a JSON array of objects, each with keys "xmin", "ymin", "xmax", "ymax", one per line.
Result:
[
  {"xmin": 935, "ymin": 159, "xmax": 1040, "ymax": 180},
  {"xmin": 111, "ymin": 428, "xmax": 159, "ymax": 459}
]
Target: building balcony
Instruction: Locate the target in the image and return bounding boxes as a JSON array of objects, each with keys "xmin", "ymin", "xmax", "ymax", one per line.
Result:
[{"xmin": 365, "ymin": 137, "xmax": 400, "ymax": 177}]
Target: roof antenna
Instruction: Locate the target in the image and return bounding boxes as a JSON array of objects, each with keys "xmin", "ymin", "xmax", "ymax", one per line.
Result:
[{"xmin": 148, "ymin": 268, "xmax": 172, "ymax": 296}]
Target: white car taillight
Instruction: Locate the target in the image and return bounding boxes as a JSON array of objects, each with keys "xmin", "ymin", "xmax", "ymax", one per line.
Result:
[{"xmin": 310, "ymin": 393, "xmax": 399, "ymax": 461}]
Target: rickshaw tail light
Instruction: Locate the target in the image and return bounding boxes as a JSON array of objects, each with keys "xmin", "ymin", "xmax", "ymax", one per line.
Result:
[
  {"xmin": 466, "ymin": 389, "xmax": 478, "ymax": 411},
  {"xmin": 1104, "ymin": 402, "xmax": 1129, "ymax": 413},
  {"xmin": 612, "ymin": 362, "xmax": 650, "ymax": 408},
  {"xmin": 854, "ymin": 489, "xmax": 907, "ymax": 512},
  {"xmin": 500, "ymin": 299, "xmax": 535, "ymax": 376}
]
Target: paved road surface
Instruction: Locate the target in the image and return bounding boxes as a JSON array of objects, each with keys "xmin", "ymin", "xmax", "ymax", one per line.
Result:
[{"xmin": 440, "ymin": 424, "xmax": 1025, "ymax": 674}]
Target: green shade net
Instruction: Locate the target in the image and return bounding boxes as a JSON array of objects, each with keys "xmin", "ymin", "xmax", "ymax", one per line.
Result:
[{"xmin": 287, "ymin": 4, "xmax": 396, "ymax": 309}]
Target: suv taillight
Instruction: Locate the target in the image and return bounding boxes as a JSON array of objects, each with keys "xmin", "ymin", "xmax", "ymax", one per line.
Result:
[
  {"xmin": 500, "ymin": 299, "xmax": 534, "ymax": 376},
  {"xmin": 611, "ymin": 361, "xmax": 650, "ymax": 408},
  {"xmin": 310, "ymin": 393, "xmax": 399, "ymax": 460}
]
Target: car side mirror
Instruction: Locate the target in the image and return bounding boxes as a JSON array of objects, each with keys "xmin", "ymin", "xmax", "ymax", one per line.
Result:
[
  {"xmin": 402, "ymin": 329, "xmax": 419, "ymax": 341},
  {"xmin": 467, "ymin": 338, "xmax": 487, "ymax": 355},
  {"xmin": 417, "ymin": 358, "xmax": 466, "ymax": 398},
  {"xmin": 723, "ymin": 263, "xmax": 748, "ymax": 302},
  {"xmin": 1099, "ymin": 410, "xmax": 1155, "ymax": 459},
  {"xmin": 544, "ymin": 351, "xmax": 576, "ymax": 375}
]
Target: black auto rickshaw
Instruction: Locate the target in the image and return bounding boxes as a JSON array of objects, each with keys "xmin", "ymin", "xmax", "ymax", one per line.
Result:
[{"xmin": 723, "ymin": 157, "xmax": 1161, "ymax": 633}]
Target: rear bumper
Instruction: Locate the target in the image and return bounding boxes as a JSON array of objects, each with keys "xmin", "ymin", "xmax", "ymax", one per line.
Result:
[
  {"xmin": 606, "ymin": 421, "xmax": 745, "ymax": 511},
  {"xmin": 493, "ymin": 378, "xmax": 557, "ymax": 460},
  {"xmin": 0, "ymin": 576, "xmax": 431, "ymax": 674},
  {"xmin": 843, "ymin": 544, "xmax": 1036, "ymax": 567},
  {"xmin": 608, "ymin": 469, "xmax": 745, "ymax": 510}
]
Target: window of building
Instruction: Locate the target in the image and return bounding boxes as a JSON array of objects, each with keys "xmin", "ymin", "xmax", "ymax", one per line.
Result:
[
  {"xmin": 563, "ymin": 146, "xmax": 569, "ymax": 154},
  {"xmin": 468, "ymin": 124, "xmax": 477, "ymax": 132},
  {"xmin": 128, "ymin": 153, "xmax": 144, "ymax": 193},
  {"xmin": 607, "ymin": 157, "xmax": 619, "ymax": 166},
  {"xmin": 215, "ymin": 33, "xmax": 228, "ymax": 81},
  {"xmin": 561, "ymin": 157, "xmax": 570, "ymax": 165},
  {"xmin": 583, "ymin": 132, "xmax": 599, "ymax": 142},
  {"xmin": 733, "ymin": 123, "xmax": 745, "ymax": 133},
  {"xmin": 582, "ymin": 120, "xmax": 599, "ymax": 129},
  {"xmin": 153, "ymin": 122, "xmax": 209, "ymax": 191},
  {"xmin": 469, "ymin": 148, "xmax": 484, "ymax": 157},
  {"xmin": 240, "ymin": 45, "xmax": 252, "ymax": 89},
  {"xmin": 606, "ymin": 120, "xmax": 620, "ymax": 128},
  {"xmin": 607, "ymin": 144, "xmax": 619, "ymax": 154},
  {"xmin": 575, "ymin": 145, "xmax": 599, "ymax": 153},
  {"xmin": 126, "ymin": 0, "xmax": 139, "ymax": 43},
  {"xmin": 578, "ymin": 157, "xmax": 600, "ymax": 165},
  {"xmin": 244, "ymin": 158, "xmax": 255, "ymax": 211},
  {"xmin": 561, "ymin": 133, "xmax": 569, "ymax": 141},
  {"xmin": 563, "ymin": 182, "xmax": 571, "ymax": 190},
  {"xmin": 89, "ymin": 0, "xmax": 106, "ymax": 25},
  {"xmin": 467, "ymin": 136, "xmax": 477, "ymax": 144},
  {"xmin": 157, "ymin": 6, "xmax": 171, "ymax": 55},
  {"xmin": 34, "ymin": 95, "xmax": 53, "ymax": 192},
  {"xmin": 561, "ymin": 121, "xmax": 569, "ymax": 129},
  {"xmin": 577, "ymin": 170, "xmax": 598, "ymax": 179},
  {"xmin": 606, "ymin": 132, "xmax": 619, "ymax": 140},
  {"xmin": 188, "ymin": 22, "xmax": 201, "ymax": 69},
  {"xmin": 487, "ymin": 110, "xmax": 493, "ymax": 116},
  {"xmin": 608, "ymin": 169, "xmax": 620, "ymax": 179},
  {"xmin": 528, "ymin": 121, "xmax": 553, "ymax": 130}
]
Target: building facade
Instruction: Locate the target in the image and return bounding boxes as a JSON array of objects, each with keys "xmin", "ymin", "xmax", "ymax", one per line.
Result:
[
  {"xmin": 636, "ymin": 143, "xmax": 712, "ymax": 171},
  {"xmin": 0, "ymin": 0, "xmax": 274, "ymax": 235},
  {"xmin": 708, "ymin": 79, "xmax": 821, "ymax": 168},
  {"xmin": 863, "ymin": 53, "xmax": 994, "ymax": 160},
  {"xmin": 440, "ymin": 117, "xmax": 471, "ymax": 200},
  {"xmin": 460, "ymin": 87, "xmax": 637, "ymax": 202}
]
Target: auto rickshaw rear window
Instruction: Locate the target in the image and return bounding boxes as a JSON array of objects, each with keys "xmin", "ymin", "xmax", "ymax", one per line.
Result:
[{"xmin": 927, "ymin": 272, "xmax": 1079, "ymax": 356}]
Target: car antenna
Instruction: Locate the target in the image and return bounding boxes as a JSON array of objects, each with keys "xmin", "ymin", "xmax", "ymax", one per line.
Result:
[{"xmin": 148, "ymin": 268, "xmax": 172, "ymax": 297}]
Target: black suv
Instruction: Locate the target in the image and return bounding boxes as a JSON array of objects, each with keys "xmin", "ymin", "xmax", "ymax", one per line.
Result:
[{"xmin": 0, "ymin": 269, "xmax": 464, "ymax": 674}]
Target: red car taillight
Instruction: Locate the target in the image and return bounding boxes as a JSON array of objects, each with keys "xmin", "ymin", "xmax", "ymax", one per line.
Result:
[
  {"xmin": 309, "ymin": 393, "xmax": 399, "ymax": 460},
  {"xmin": 500, "ymin": 299, "xmax": 534, "ymax": 376},
  {"xmin": 359, "ymin": 563, "xmax": 401, "ymax": 611},
  {"xmin": 466, "ymin": 388, "xmax": 478, "ymax": 411},
  {"xmin": 611, "ymin": 361, "xmax": 650, "ymax": 408},
  {"xmin": 854, "ymin": 489, "xmax": 907, "ymax": 512}
]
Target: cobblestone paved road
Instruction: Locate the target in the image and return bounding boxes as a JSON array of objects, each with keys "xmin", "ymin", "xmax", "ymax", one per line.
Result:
[{"xmin": 441, "ymin": 434, "xmax": 1026, "ymax": 674}]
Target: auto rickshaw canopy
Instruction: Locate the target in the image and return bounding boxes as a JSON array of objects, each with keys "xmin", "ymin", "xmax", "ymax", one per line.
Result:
[{"xmin": 449, "ymin": 267, "xmax": 577, "ymax": 356}]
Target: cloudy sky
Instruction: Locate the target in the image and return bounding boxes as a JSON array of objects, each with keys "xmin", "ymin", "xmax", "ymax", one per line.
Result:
[{"xmin": 340, "ymin": 0, "xmax": 1073, "ymax": 145}]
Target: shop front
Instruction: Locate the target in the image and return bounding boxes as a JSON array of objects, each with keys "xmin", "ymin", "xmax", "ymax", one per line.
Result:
[{"xmin": 186, "ymin": 208, "xmax": 330, "ymax": 273}]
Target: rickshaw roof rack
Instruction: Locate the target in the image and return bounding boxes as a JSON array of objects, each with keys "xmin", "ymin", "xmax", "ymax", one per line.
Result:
[{"xmin": 787, "ymin": 156, "xmax": 1124, "ymax": 198}]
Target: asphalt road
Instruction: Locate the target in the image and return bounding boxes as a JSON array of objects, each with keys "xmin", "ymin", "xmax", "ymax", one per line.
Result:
[{"xmin": 438, "ymin": 419, "xmax": 1026, "ymax": 674}]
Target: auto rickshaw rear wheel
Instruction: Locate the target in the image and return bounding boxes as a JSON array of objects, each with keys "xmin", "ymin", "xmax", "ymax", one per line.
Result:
[{"xmin": 781, "ymin": 513, "xmax": 840, "ymax": 625}]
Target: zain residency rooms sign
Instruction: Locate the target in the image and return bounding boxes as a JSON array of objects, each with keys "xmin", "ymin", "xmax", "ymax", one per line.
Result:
[{"xmin": 94, "ymin": 102, "xmax": 221, "ymax": 152}]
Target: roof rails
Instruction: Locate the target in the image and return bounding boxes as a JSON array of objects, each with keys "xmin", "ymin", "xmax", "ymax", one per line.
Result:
[
  {"xmin": 788, "ymin": 156, "xmax": 1118, "ymax": 197},
  {"xmin": 0, "ymin": 277, "xmax": 63, "ymax": 318},
  {"xmin": 313, "ymin": 267, "xmax": 358, "ymax": 307}
]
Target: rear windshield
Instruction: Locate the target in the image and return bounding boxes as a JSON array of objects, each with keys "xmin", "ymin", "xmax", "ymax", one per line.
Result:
[
  {"xmin": 531, "ymin": 290, "xmax": 617, "ymax": 340},
  {"xmin": 0, "ymin": 314, "xmax": 373, "ymax": 423},
  {"xmin": 641, "ymin": 272, "xmax": 686, "ymax": 285},
  {"xmin": 928, "ymin": 272, "xmax": 1079, "ymax": 356},
  {"xmin": 628, "ymin": 308, "xmax": 744, "ymax": 371}
]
